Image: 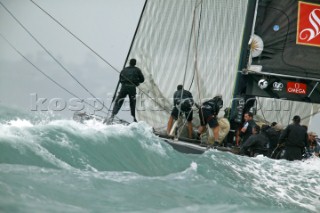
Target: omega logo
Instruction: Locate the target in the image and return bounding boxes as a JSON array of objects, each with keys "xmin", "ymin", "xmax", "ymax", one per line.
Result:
[{"xmin": 287, "ymin": 82, "xmax": 307, "ymax": 95}]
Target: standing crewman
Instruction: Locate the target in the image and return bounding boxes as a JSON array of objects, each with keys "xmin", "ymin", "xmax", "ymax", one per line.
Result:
[
  {"xmin": 107, "ymin": 58, "xmax": 144, "ymax": 123},
  {"xmin": 278, "ymin": 115, "xmax": 308, "ymax": 161}
]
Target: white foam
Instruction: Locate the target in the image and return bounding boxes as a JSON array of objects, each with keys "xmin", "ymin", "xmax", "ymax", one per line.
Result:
[
  {"xmin": 190, "ymin": 161, "xmax": 198, "ymax": 171},
  {"xmin": 82, "ymin": 118, "xmax": 108, "ymax": 130},
  {"xmin": 7, "ymin": 119, "xmax": 34, "ymax": 127},
  {"xmin": 232, "ymin": 156, "xmax": 320, "ymax": 212},
  {"xmin": 0, "ymin": 119, "xmax": 33, "ymax": 140}
]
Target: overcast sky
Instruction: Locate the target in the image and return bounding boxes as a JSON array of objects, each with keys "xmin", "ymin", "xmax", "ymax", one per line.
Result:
[
  {"xmin": 1, "ymin": 0, "xmax": 320, "ymax": 135},
  {"xmin": 0, "ymin": 0, "xmax": 145, "ymax": 120}
]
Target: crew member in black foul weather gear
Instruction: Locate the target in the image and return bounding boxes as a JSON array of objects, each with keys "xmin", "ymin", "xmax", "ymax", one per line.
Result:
[
  {"xmin": 167, "ymin": 85, "xmax": 194, "ymax": 139},
  {"xmin": 109, "ymin": 59, "xmax": 144, "ymax": 123},
  {"xmin": 198, "ymin": 95, "xmax": 223, "ymax": 147},
  {"xmin": 278, "ymin": 115, "xmax": 308, "ymax": 161},
  {"xmin": 240, "ymin": 125, "xmax": 269, "ymax": 157}
]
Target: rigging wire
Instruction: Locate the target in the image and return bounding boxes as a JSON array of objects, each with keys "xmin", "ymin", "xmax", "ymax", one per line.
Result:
[
  {"xmin": 193, "ymin": 0, "xmax": 204, "ymax": 104},
  {"xmin": 177, "ymin": 0, "xmax": 204, "ymax": 138},
  {"xmin": 29, "ymin": 0, "xmax": 120, "ymax": 73},
  {"xmin": 31, "ymin": 0, "xmax": 124, "ymax": 120},
  {"xmin": 182, "ymin": 5, "xmax": 195, "ymax": 91},
  {"xmin": 106, "ymin": 0, "xmax": 149, "ymax": 121},
  {"xmin": 0, "ymin": 32, "xmax": 108, "ymax": 115},
  {"xmin": 29, "ymin": 0, "xmax": 171, "ymax": 117},
  {"xmin": 176, "ymin": 2, "xmax": 197, "ymax": 137},
  {"xmin": 0, "ymin": 1, "xmax": 110, "ymax": 113},
  {"xmin": 177, "ymin": 3, "xmax": 196, "ymax": 138}
]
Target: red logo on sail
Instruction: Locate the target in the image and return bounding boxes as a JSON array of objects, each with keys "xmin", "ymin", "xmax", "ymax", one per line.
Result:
[
  {"xmin": 287, "ymin": 82, "xmax": 307, "ymax": 95},
  {"xmin": 297, "ymin": 2, "xmax": 320, "ymax": 47}
]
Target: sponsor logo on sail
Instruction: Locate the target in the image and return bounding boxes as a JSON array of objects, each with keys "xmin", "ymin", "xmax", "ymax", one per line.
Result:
[
  {"xmin": 286, "ymin": 82, "xmax": 307, "ymax": 95},
  {"xmin": 297, "ymin": 2, "xmax": 320, "ymax": 47},
  {"xmin": 273, "ymin": 82, "xmax": 283, "ymax": 91}
]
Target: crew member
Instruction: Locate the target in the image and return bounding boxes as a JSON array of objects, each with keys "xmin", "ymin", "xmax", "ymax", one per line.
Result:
[
  {"xmin": 278, "ymin": 115, "xmax": 308, "ymax": 161},
  {"xmin": 167, "ymin": 85, "xmax": 194, "ymax": 139},
  {"xmin": 198, "ymin": 95, "xmax": 223, "ymax": 147},
  {"xmin": 239, "ymin": 112, "xmax": 256, "ymax": 145},
  {"xmin": 240, "ymin": 125, "xmax": 269, "ymax": 157},
  {"xmin": 108, "ymin": 58, "xmax": 144, "ymax": 123}
]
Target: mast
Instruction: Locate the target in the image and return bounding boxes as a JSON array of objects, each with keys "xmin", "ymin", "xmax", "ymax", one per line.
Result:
[
  {"xmin": 225, "ymin": 0, "xmax": 258, "ymax": 145},
  {"xmin": 122, "ymin": 0, "xmax": 149, "ymax": 70},
  {"xmin": 230, "ymin": 0, "xmax": 258, "ymax": 123},
  {"xmin": 110, "ymin": 0, "xmax": 149, "ymax": 109}
]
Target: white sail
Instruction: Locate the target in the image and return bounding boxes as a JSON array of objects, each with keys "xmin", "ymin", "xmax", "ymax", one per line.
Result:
[{"xmin": 128, "ymin": 0, "xmax": 249, "ymax": 129}]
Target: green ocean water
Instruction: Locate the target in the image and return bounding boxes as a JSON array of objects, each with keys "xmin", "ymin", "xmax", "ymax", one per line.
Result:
[{"xmin": 0, "ymin": 105, "xmax": 320, "ymax": 213}]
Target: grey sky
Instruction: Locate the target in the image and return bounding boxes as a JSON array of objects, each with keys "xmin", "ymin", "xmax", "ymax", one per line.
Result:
[{"xmin": 0, "ymin": 0, "xmax": 144, "ymax": 120}]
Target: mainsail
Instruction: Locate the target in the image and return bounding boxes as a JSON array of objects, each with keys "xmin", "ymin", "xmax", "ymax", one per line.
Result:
[
  {"xmin": 127, "ymin": 0, "xmax": 250, "ymax": 129},
  {"xmin": 123, "ymin": 0, "xmax": 319, "ymax": 133}
]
